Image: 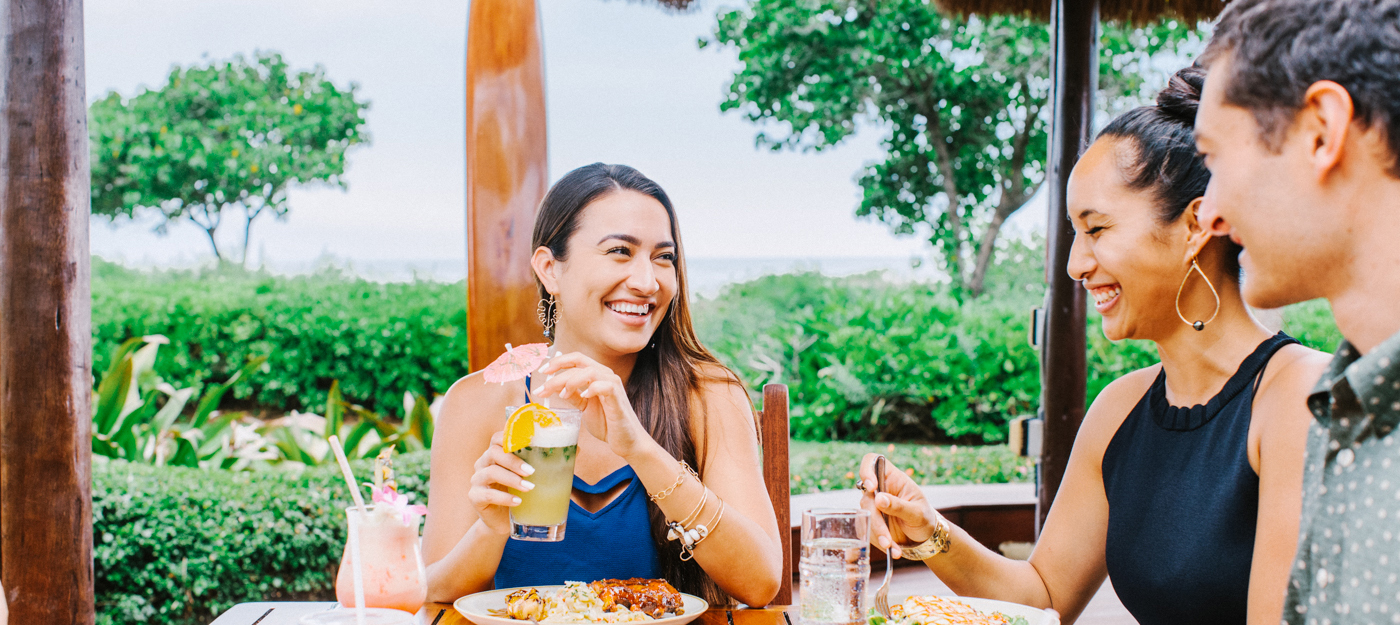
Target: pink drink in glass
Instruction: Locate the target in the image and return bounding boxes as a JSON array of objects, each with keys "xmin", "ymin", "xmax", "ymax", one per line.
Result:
[{"xmin": 334, "ymin": 504, "xmax": 427, "ymax": 613}]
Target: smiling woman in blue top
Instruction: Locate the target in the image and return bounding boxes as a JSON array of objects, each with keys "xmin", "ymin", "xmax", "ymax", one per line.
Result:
[{"xmin": 421, "ymin": 163, "xmax": 783, "ymax": 606}]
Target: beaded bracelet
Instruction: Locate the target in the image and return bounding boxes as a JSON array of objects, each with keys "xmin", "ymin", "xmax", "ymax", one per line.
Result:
[{"xmin": 674, "ymin": 500, "xmax": 726, "ymax": 562}]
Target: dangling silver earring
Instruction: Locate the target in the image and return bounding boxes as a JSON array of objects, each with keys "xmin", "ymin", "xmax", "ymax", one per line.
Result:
[
  {"xmin": 1176, "ymin": 257, "xmax": 1220, "ymax": 331},
  {"xmin": 537, "ymin": 293, "xmax": 558, "ymax": 340}
]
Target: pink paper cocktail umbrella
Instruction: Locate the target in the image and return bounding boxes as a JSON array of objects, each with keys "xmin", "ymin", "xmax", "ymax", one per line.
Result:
[{"xmin": 482, "ymin": 343, "xmax": 551, "ymax": 384}]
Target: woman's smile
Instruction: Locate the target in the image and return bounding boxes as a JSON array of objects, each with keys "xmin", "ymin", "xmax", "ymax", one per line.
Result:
[
  {"xmin": 1088, "ymin": 283, "xmax": 1122, "ymax": 313},
  {"xmin": 605, "ymin": 299, "xmax": 655, "ymax": 326}
]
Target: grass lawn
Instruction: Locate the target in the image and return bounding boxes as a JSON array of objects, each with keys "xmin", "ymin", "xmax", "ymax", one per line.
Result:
[{"xmin": 787, "ymin": 440, "xmax": 1033, "ymax": 494}]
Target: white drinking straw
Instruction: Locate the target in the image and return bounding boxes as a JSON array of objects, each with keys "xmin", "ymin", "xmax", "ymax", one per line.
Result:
[
  {"xmin": 328, "ymin": 435, "xmax": 367, "ymax": 625},
  {"xmin": 347, "ymin": 508, "xmax": 367, "ymax": 625}
]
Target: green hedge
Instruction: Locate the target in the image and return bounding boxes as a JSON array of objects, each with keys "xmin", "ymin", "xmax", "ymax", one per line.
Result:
[
  {"xmin": 693, "ymin": 271, "xmax": 1339, "ymax": 443},
  {"xmin": 92, "ymin": 259, "xmax": 468, "ymax": 416},
  {"xmin": 93, "ymin": 256, "xmax": 1341, "ymax": 443},
  {"xmin": 93, "ymin": 453, "xmax": 430, "ymax": 625}
]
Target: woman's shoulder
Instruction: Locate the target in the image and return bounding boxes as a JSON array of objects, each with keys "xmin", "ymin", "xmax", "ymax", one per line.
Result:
[
  {"xmin": 1089, "ymin": 364, "xmax": 1161, "ymax": 418},
  {"xmin": 1259, "ymin": 342, "xmax": 1331, "ymax": 395},
  {"xmin": 1253, "ymin": 342, "xmax": 1331, "ymax": 415},
  {"xmin": 1078, "ymin": 363, "xmax": 1161, "ymax": 450},
  {"xmin": 689, "ymin": 363, "xmax": 759, "ymax": 434},
  {"xmin": 692, "ymin": 363, "xmax": 750, "ymax": 411},
  {"xmin": 437, "ymin": 371, "xmax": 522, "ymax": 432}
]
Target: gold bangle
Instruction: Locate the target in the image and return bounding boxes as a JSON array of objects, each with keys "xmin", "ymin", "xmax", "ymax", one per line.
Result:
[
  {"xmin": 648, "ymin": 460, "xmax": 698, "ymax": 502},
  {"xmin": 677, "ymin": 488, "xmax": 709, "ymax": 529},
  {"xmin": 698, "ymin": 501, "xmax": 725, "ymax": 538},
  {"xmin": 898, "ymin": 513, "xmax": 952, "ymax": 561}
]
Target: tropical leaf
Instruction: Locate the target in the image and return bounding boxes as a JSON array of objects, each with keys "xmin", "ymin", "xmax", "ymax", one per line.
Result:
[
  {"xmin": 405, "ymin": 393, "xmax": 434, "ymax": 450},
  {"xmin": 325, "ymin": 380, "xmax": 344, "ymax": 443},
  {"xmin": 192, "ymin": 354, "xmax": 268, "ymax": 427}
]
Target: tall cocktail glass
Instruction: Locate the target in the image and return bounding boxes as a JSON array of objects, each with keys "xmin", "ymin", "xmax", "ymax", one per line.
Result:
[
  {"xmin": 506, "ymin": 406, "xmax": 582, "ymax": 541},
  {"xmin": 799, "ymin": 508, "xmax": 870, "ymax": 625},
  {"xmin": 334, "ymin": 504, "xmax": 427, "ymax": 613}
]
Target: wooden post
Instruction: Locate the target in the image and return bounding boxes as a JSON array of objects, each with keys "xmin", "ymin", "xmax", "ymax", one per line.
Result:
[
  {"xmin": 465, "ymin": 0, "xmax": 549, "ymax": 372},
  {"xmin": 1037, "ymin": 0, "xmax": 1095, "ymax": 534},
  {"xmin": 759, "ymin": 384, "xmax": 792, "ymax": 606},
  {"xmin": 0, "ymin": 0, "xmax": 95, "ymax": 622}
]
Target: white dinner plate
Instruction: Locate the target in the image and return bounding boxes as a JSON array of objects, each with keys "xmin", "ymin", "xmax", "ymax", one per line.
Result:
[
  {"xmin": 891, "ymin": 595, "xmax": 1060, "ymax": 625},
  {"xmin": 454, "ymin": 585, "xmax": 708, "ymax": 625}
]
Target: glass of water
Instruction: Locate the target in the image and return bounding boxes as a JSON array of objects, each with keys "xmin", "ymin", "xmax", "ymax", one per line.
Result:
[{"xmin": 800, "ymin": 508, "xmax": 870, "ymax": 625}]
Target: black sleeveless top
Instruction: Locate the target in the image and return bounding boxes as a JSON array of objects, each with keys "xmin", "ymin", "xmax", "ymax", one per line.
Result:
[{"xmin": 1102, "ymin": 332, "xmax": 1297, "ymax": 625}]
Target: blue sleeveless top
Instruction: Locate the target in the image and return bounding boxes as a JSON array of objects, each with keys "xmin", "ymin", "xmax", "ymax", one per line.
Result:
[
  {"xmin": 495, "ymin": 464, "xmax": 662, "ymax": 588},
  {"xmin": 1102, "ymin": 332, "xmax": 1296, "ymax": 625}
]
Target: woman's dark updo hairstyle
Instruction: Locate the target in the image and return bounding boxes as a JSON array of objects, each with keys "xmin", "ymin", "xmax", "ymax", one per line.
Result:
[
  {"xmin": 531, "ymin": 163, "xmax": 739, "ymax": 605},
  {"xmin": 1098, "ymin": 66, "xmax": 1243, "ymax": 279}
]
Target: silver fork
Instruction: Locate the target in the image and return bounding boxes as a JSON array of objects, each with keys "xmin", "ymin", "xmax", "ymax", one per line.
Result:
[{"xmin": 872, "ymin": 455, "xmax": 893, "ymax": 618}]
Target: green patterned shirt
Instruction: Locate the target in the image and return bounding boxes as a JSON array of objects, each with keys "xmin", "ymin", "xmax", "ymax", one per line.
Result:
[{"xmin": 1286, "ymin": 329, "xmax": 1400, "ymax": 624}]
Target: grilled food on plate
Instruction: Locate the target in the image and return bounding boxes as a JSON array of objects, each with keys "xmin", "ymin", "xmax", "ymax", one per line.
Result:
[
  {"xmin": 494, "ymin": 580, "xmax": 685, "ymax": 623},
  {"xmin": 589, "ymin": 578, "xmax": 685, "ymax": 619}
]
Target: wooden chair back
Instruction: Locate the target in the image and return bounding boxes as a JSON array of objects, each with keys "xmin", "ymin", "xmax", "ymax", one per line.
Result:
[{"xmin": 756, "ymin": 383, "xmax": 792, "ymax": 606}]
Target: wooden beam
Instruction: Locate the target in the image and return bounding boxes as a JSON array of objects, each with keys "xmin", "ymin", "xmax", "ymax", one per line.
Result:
[
  {"xmin": 465, "ymin": 0, "xmax": 550, "ymax": 372},
  {"xmin": 0, "ymin": 0, "xmax": 95, "ymax": 622},
  {"xmin": 1037, "ymin": 0, "xmax": 1095, "ymax": 534}
]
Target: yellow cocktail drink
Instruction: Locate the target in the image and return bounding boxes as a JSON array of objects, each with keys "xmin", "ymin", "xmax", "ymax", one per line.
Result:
[{"xmin": 505, "ymin": 406, "xmax": 581, "ymax": 541}]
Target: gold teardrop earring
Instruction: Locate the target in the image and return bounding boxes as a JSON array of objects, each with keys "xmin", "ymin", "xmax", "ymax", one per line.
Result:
[
  {"xmin": 536, "ymin": 293, "xmax": 558, "ymax": 340},
  {"xmin": 1175, "ymin": 256, "xmax": 1220, "ymax": 331}
]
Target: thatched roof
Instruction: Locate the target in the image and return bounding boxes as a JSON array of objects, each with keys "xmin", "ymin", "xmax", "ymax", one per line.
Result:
[{"xmin": 934, "ymin": 0, "xmax": 1227, "ymax": 23}]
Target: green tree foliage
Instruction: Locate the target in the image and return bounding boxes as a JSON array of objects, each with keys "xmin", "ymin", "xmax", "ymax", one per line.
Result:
[
  {"xmin": 704, "ymin": 1, "xmax": 1204, "ymax": 295},
  {"xmin": 89, "ymin": 52, "xmax": 370, "ymax": 263}
]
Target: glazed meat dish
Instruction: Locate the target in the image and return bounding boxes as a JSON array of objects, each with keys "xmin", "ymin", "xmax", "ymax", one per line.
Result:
[{"xmin": 588, "ymin": 578, "xmax": 685, "ymax": 618}]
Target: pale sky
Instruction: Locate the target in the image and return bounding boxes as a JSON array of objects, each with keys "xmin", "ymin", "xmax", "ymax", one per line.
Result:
[{"xmin": 86, "ymin": 0, "xmax": 1034, "ymax": 271}]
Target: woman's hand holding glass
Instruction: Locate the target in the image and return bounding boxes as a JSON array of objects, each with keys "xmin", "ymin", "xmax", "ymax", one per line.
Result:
[
  {"xmin": 467, "ymin": 431, "xmax": 536, "ymax": 535},
  {"xmin": 859, "ymin": 453, "xmax": 939, "ymax": 559},
  {"xmin": 534, "ymin": 352, "xmax": 652, "ymax": 460}
]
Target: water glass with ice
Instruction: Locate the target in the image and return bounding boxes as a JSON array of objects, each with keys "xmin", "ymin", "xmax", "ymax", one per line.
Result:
[{"xmin": 800, "ymin": 508, "xmax": 870, "ymax": 625}]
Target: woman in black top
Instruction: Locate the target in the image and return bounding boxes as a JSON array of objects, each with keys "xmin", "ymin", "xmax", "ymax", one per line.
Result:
[{"xmin": 859, "ymin": 67, "xmax": 1329, "ymax": 625}]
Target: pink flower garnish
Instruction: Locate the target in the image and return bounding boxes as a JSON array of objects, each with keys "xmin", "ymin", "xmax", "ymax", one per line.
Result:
[{"xmin": 372, "ymin": 485, "xmax": 428, "ymax": 526}]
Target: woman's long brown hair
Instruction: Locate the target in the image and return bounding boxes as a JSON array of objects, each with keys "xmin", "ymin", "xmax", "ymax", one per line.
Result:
[{"xmin": 531, "ymin": 163, "xmax": 743, "ymax": 604}]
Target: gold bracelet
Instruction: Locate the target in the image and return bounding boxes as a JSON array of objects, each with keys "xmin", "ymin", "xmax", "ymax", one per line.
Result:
[
  {"xmin": 698, "ymin": 502, "xmax": 725, "ymax": 539},
  {"xmin": 648, "ymin": 460, "xmax": 698, "ymax": 502},
  {"xmin": 898, "ymin": 513, "xmax": 952, "ymax": 560},
  {"xmin": 676, "ymin": 488, "xmax": 709, "ymax": 529}
]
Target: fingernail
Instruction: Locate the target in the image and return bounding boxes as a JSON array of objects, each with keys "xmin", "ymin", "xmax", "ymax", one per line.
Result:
[
  {"xmin": 580, "ymin": 390, "xmax": 592, "ymax": 398},
  {"xmin": 879, "ymin": 536, "xmax": 890, "ymax": 549},
  {"xmin": 511, "ymin": 496, "xmax": 522, "ymax": 505},
  {"xmin": 892, "ymin": 546, "xmax": 902, "ymax": 559},
  {"xmin": 521, "ymin": 463, "xmax": 535, "ymax": 476},
  {"xmin": 520, "ymin": 479, "xmax": 535, "ymax": 491}
]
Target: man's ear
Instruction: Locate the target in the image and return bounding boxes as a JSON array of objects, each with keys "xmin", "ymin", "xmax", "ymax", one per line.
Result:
[
  {"xmin": 531, "ymin": 247, "xmax": 560, "ymax": 295},
  {"xmin": 1182, "ymin": 197, "xmax": 1213, "ymax": 261},
  {"xmin": 1298, "ymin": 80, "xmax": 1356, "ymax": 182}
]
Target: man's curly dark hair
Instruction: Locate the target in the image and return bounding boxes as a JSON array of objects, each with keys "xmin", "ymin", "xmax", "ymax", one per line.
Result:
[{"xmin": 1201, "ymin": 0, "xmax": 1400, "ymax": 177}]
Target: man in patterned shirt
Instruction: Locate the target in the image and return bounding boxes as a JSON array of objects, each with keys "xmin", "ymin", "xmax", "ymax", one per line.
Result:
[{"xmin": 1193, "ymin": 0, "xmax": 1400, "ymax": 622}]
